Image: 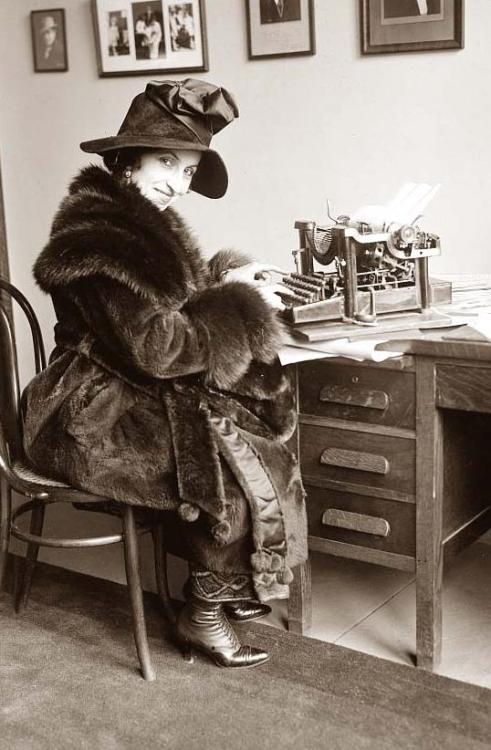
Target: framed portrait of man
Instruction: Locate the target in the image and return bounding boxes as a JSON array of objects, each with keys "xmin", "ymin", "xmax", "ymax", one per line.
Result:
[
  {"xmin": 246, "ymin": 0, "xmax": 315, "ymax": 59},
  {"xmin": 259, "ymin": 0, "xmax": 301, "ymax": 25},
  {"xmin": 360, "ymin": 0, "xmax": 464, "ymax": 54},
  {"xmin": 31, "ymin": 8, "xmax": 68, "ymax": 72},
  {"xmin": 382, "ymin": 0, "xmax": 443, "ymax": 21}
]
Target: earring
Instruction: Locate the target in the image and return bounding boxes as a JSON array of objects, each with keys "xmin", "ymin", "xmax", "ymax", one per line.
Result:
[{"xmin": 123, "ymin": 167, "xmax": 132, "ymax": 179}]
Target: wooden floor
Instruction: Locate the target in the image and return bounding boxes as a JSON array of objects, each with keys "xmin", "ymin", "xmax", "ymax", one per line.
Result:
[{"xmin": 264, "ymin": 536, "xmax": 491, "ymax": 689}]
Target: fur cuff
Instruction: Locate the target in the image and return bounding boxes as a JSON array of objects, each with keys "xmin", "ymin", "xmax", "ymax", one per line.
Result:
[
  {"xmin": 208, "ymin": 248, "xmax": 253, "ymax": 283},
  {"xmin": 187, "ymin": 282, "xmax": 283, "ymax": 389}
]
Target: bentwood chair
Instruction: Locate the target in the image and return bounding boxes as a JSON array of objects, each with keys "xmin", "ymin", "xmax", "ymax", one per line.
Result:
[{"xmin": 0, "ymin": 278, "xmax": 176, "ymax": 681}]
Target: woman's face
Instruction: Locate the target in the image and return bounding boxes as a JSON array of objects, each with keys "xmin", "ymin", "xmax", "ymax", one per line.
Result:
[{"xmin": 130, "ymin": 149, "xmax": 202, "ymax": 210}]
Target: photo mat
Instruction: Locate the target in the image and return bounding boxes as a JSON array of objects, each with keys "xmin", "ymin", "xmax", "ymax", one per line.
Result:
[
  {"xmin": 92, "ymin": 0, "xmax": 208, "ymax": 76},
  {"xmin": 246, "ymin": 0, "xmax": 315, "ymax": 59}
]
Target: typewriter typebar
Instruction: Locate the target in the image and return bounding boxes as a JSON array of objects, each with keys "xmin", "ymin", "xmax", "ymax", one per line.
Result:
[{"xmin": 279, "ymin": 204, "xmax": 452, "ymax": 341}]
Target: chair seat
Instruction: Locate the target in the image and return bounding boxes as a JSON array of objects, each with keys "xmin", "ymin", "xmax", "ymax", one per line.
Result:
[{"xmin": 12, "ymin": 460, "xmax": 70, "ymax": 488}]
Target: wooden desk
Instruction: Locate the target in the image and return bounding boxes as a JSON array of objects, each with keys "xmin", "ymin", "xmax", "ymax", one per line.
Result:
[{"xmin": 287, "ymin": 336, "xmax": 491, "ymax": 670}]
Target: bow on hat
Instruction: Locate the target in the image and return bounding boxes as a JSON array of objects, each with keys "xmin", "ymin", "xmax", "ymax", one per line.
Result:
[{"xmin": 146, "ymin": 78, "xmax": 239, "ymax": 145}]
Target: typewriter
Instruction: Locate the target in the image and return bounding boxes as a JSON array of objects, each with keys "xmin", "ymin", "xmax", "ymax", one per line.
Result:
[{"xmin": 278, "ymin": 184, "xmax": 452, "ymax": 341}]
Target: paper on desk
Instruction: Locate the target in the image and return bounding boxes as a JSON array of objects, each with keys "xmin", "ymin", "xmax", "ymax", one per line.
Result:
[
  {"xmin": 278, "ymin": 338, "xmax": 404, "ymax": 366},
  {"xmin": 465, "ymin": 314, "xmax": 491, "ymax": 341}
]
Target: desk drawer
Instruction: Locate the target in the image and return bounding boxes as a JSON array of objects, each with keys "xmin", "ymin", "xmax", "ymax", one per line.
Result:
[
  {"xmin": 298, "ymin": 362, "xmax": 415, "ymax": 429},
  {"xmin": 306, "ymin": 485, "xmax": 415, "ymax": 556},
  {"xmin": 300, "ymin": 424, "xmax": 415, "ymax": 496},
  {"xmin": 436, "ymin": 364, "xmax": 491, "ymax": 414}
]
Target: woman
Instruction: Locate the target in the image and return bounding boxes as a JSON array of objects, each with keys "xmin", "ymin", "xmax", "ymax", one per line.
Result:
[
  {"xmin": 108, "ymin": 15, "xmax": 120, "ymax": 56},
  {"xmin": 22, "ymin": 79, "xmax": 307, "ymax": 669},
  {"xmin": 144, "ymin": 13, "xmax": 162, "ymax": 60}
]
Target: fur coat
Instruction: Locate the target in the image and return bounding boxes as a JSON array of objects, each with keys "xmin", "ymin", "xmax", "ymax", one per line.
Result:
[{"xmin": 22, "ymin": 166, "xmax": 307, "ymax": 601}]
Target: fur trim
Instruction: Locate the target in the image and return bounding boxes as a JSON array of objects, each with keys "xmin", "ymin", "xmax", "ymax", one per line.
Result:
[
  {"xmin": 34, "ymin": 165, "xmax": 284, "ymax": 390},
  {"xmin": 255, "ymin": 572, "xmax": 276, "ymax": 587},
  {"xmin": 208, "ymin": 248, "xmax": 253, "ymax": 283},
  {"xmin": 187, "ymin": 281, "xmax": 284, "ymax": 389},
  {"xmin": 164, "ymin": 390, "xmax": 226, "ymax": 520},
  {"xmin": 270, "ymin": 552, "xmax": 284, "ymax": 572},
  {"xmin": 211, "ymin": 520, "xmax": 232, "ymax": 544},
  {"xmin": 178, "ymin": 502, "xmax": 201, "ymax": 522},
  {"xmin": 34, "ymin": 165, "xmax": 208, "ymax": 306},
  {"xmin": 277, "ymin": 565, "xmax": 294, "ymax": 585},
  {"xmin": 251, "ymin": 550, "xmax": 271, "ymax": 573}
]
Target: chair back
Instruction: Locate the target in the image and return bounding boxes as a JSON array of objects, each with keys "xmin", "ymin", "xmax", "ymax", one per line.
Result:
[{"xmin": 0, "ymin": 279, "xmax": 46, "ymax": 464}]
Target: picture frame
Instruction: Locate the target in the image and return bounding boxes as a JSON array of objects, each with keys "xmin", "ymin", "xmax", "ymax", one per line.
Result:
[
  {"xmin": 91, "ymin": 0, "xmax": 208, "ymax": 77},
  {"xmin": 30, "ymin": 8, "xmax": 68, "ymax": 72},
  {"xmin": 246, "ymin": 0, "xmax": 315, "ymax": 60},
  {"xmin": 360, "ymin": 0, "xmax": 464, "ymax": 55}
]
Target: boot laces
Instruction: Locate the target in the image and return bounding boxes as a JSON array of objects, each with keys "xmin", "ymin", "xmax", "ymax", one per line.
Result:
[{"xmin": 218, "ymin": 607, "xmax": 240, "ymax": 648}]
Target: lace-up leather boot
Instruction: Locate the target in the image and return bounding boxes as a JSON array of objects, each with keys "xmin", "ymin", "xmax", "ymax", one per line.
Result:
[{"xmin": 176, "ymin": 576, "xmax": 270, "ymax": 668}]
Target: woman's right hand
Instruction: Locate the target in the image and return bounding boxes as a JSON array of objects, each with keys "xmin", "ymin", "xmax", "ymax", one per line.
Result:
[
  {"xmin": 221, "ymin": 262, "xmax": 286, "ymax": 309},
  {"xmin": 254, "ymin": 284, "xmax": 285, "ymax": 310}
]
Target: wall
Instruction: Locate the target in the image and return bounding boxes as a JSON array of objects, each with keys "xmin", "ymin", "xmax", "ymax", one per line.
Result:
[{"xmin": 1, "ymin": 0, "xmax": 490, "ymax": 588}]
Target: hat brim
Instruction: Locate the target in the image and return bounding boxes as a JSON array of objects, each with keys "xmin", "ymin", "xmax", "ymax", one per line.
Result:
[{"xmin": 80, "ymin": 136, "xmax": 228, "ymax": 199}]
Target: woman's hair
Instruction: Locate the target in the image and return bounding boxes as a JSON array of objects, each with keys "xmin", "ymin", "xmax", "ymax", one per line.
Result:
[{"xmin": 103, "ymin": 148, "xmax": 147, "ymax": 176}]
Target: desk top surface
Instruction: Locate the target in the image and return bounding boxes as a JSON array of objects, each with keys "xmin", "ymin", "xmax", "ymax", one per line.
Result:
[{"xmin": 376, "ymin": 326, "xmax": 491, "ymax": 362}]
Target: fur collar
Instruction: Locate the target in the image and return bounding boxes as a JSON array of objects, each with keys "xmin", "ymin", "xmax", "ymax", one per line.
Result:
[{"xmin": 34, "ymin": 165, "xmax": 210, "ymax": 305}]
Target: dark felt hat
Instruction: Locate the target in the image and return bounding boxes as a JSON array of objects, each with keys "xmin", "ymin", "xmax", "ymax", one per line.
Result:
[{"xmin": 80, "ymin": 78, "xmax": 239, "ymax": 199}]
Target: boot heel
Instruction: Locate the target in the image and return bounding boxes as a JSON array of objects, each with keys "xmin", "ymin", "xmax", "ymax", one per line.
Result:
[
  {"xmin": 183, "ymin": 647, "xmax": 195, "ymax": 664},
  {"xmin": 179, "ymin": 638, "xmax": 195, "ymax": 664}
]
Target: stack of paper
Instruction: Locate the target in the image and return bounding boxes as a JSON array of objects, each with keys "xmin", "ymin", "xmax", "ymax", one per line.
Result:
[{"xmin": 278, "ymin": 336, "xmax": 403, "ymax": 366}]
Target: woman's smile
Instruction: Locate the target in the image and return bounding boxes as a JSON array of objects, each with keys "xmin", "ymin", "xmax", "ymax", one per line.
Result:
[
  {"xmin": 130, "ymin": 149, "xmax": 202, "ymax": 210},
  {"xmin": 154, "ymin": 186, "xmax": 173, "ymax": 199}
]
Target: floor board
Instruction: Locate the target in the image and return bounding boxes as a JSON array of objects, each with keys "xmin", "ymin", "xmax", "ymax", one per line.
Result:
[{"xmin": 262, "ymin": 540, "xmax": 491, "ymax": 689}]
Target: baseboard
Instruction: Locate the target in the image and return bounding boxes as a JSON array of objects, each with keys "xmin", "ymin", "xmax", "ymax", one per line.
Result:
[{"xmin": 1, "ymin": 552, "xmax": 168, "ymax": 609}]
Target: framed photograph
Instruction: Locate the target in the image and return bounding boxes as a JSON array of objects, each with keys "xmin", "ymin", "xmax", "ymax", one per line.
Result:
[
  {"xmin": 30, "ymin": 9, "xmax": 68, "ymax": 72},
  {"xmin": 91, "ymin": 0, "xmax": 208, "ymax": 77},
  {"xmin": 246, "ymin": 0, "xmax": 315, "ymax": 60},
  {"xmin": 360, "ymin": 0, "xmax": 464, "ymax": 55}
]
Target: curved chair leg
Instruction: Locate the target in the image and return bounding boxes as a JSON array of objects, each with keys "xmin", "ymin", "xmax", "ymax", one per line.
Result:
[
  {"xmin": 123, "ymin": 505, "xmax": 156, "ymax": 682},
  {"xmin": 152, "ymin": 525, "xmax": 176, "ymax": 625},
  {"xmin": 0, "ymin": 479, "xmax": 12, "ymax": 592},
  {"xmin": 15, "ymin": 500, "xmax": 46, "ymax": 612}
]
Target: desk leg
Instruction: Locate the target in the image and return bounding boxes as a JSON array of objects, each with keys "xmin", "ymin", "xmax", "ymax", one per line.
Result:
[
  {"xmin": 287, "ymin": 559, "xmax": 312, "ymax": 635},
  {"xmin": 415, "ymin": 358, "xmax": 443, "ymax": 670}
]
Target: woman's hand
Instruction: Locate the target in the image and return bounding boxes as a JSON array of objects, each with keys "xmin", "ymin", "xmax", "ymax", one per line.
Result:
[{"xmin": 221, "ymin": 262, "xmax": 286, "ymax": 310}]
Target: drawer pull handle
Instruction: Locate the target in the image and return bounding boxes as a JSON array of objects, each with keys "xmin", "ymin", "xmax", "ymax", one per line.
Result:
[
  {"xmin": 320, "ymin": 447, "xmax": 389, "ymax": 475},
  {"xmin": 322, "ymin": 509, "xmax": 391, "ymax": 537},
  {"xmin": 319, "ymin": 385, "xmax": 389, "ymax": 411}
]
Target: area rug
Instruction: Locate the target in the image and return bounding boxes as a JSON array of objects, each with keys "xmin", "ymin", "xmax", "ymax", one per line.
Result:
[{"xmin": 1, "ymin": 560, "xmax": 490, "ymax": 750}]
